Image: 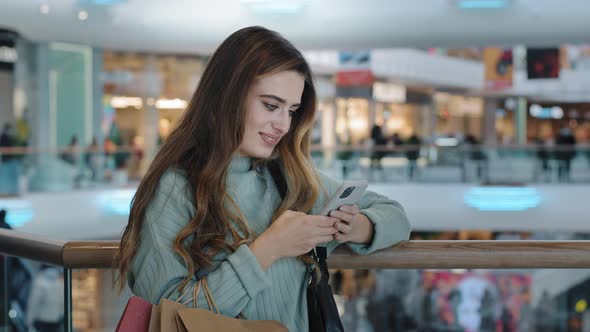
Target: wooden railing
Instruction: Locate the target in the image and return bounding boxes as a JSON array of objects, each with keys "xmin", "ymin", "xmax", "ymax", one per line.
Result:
[{"xmin": 3, "ymin": 229, "xmax": 590, "ymax": 269}]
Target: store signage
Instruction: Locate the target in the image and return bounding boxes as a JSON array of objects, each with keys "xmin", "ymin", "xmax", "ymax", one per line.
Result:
[
  {"xmin": 464, "ymin": 187, "xmax": 541, "ymax": 211},
  {"xmin": 0, "ymin": 29, "xmax": 18, "ymax": 70},
  {"xmin": 372, "ymin": 82, "xmax": 406, "ymax": 103},
  {"xmin": 336, "ymin": 51, "xmax": 374, "ymax": 86},
  {"xmin": 529, "ymin": 104, "xmax": 563, "ymax": 119},
  {"xmin": 0, "ymin": 46, "xmax": 17, "ymax": 63}
]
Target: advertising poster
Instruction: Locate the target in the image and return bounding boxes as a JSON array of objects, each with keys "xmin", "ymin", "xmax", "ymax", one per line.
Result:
[
  {"xmin": 422, "ymin": 270, "xmax": 531, "ymax": 332},
  {"xmin": 526, "ymin": 48, "xmax": 560, "ymax": 79},
  {"xmin": 483, "ymin": 47, "xmax": 513, "ymax": 90}
]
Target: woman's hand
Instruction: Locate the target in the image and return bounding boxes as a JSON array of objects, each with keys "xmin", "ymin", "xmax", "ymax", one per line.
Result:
[
  {"xmin": 250, "ymin": 210, "xmax": 339, "ymax": 270},
  {"xmin": 329, "ymin": 205, "xmax": 374, "ymax": 244}
]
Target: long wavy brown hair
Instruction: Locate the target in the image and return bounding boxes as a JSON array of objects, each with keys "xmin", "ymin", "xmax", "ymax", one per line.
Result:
[{"xmin": 114, "ymin": 26, "xmax": 323, "ymax": 292}]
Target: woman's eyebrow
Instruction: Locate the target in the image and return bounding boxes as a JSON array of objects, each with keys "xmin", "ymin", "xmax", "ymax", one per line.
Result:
[{"xmin": 259, "ymin": 94, "xmax": 301, "ymax": 108}]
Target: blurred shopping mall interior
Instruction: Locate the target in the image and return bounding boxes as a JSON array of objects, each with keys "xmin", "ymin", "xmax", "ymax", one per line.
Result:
[{"xmin": 1, "ymin": 0, "xmax": 590, "ymax": 331}]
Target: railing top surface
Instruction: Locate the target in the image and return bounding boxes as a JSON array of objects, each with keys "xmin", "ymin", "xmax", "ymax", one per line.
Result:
[{"xmin": 3, "ymin": 229, "xmax": 590, "ymax": 269}]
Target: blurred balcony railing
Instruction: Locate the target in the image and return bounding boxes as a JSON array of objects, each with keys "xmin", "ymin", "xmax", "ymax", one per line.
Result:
[
  {"xmin": 3, "ymin": 228, "xmax": 590, "ymax": 331},
  {"xmin": 0, "ymin": 144, "xmax": 588, "ymax": 197},
  {"xmin": 313, "ymin": 143, "xmax": 590, "ymax": 184}
]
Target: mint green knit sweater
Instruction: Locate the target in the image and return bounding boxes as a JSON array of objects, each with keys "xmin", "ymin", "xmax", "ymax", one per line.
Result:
[{"xmin": 128, "ymin": 156, "xmax": 411, "ymax": 331}]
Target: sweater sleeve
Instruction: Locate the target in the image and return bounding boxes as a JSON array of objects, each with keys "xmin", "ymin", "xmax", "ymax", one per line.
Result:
[
  {"xmin": 310, "ymin": 171, "xmax": 411, "ymax": 256},
  {"xmin": 128, "ymin": 170, "xmax": 272, "ymax": 317}
]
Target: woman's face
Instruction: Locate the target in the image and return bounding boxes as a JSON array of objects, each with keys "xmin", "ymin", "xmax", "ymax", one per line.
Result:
[{"xmin": 237, "ymin": 70, "xmax": 305, "ymax": 159}]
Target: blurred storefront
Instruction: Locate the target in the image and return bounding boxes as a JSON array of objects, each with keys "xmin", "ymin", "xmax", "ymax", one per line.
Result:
[
  {"xmin": 102, "ymin": 51, "xmax": 204, "ymax": 142},
  {"xmin": 526, "ymin": 102, "xmax": 590, "ymax": 143},
  {"xmin": 333, "ymin": 83, "xmax": 436, "ymax": 146},
  {"xmin": 101, "ymin": 51, "xmax": 206, "ymax": 177},
  {"xmin": 434, "ymin": 92, "xmax": 484, "ymax": 140}
]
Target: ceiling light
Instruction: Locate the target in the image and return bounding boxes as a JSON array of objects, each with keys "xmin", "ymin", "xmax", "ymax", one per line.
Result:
[
  {"xmin": 40, "ymin": 4, "xmax": 50, "ymax": 14},
  {"xmin": 155, "ymin": 98, "xmax": 188, "ymax": 109},
  {"xmin": 241, "ymin": 0, "xmax": 307, "ymax": 15},
  {"xmin": 110, "ymin": 96, "xmax": 143, "ymax": 108},
  {"xmin": 78, "ymin": 10, "xmax": 89, "ymax": 21},
  {"xmin": 89, "ymin": 0, "xmax": 126, "ymax": 4},
  {"xmin": 457, "ymin": 0, "xmax": 508, "ymax": 9},
  {"xmin": 464, "ymin": 187, "xmax": 541, "ymax": 211}
]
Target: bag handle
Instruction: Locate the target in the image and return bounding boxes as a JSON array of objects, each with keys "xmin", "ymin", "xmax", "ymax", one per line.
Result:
[
  {"xmin": 177, "ymin": 282, "xmax": 195, "ymax": 306},
  {"xmin": 202, "ymin": 278, "xmax": 221, "ymax": 314},
  {"xmin": 190, "ymin": 277, "xmax": 221, "ymax": 315}
]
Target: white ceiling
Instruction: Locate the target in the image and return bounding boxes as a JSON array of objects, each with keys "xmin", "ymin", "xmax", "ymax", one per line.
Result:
[{"xmin": 1, "ymin": 0, "xmax": 590, "ymax": 54}]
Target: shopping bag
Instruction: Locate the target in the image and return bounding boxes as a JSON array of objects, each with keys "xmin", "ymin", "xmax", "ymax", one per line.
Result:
[
  {"xmin": 159, "ymin": 298, "xmax": 189, "ymax": 332},
  {"xmin": 115, "ymin": 296, "xmax": 153, "ymax": 332},
  {"xmin": 120, "ymin": 277, "xmax": 288, "ymax": 332},
  {"xmin": 176, "ymin": 308, "xmax": 288, "ymax": 331},
  {"xmin": 172, "ymin": 277, "xmax": 288, "ymax": 332},
  {"xmin": 147, "ymin": 305, "xmax": 160, "ymax": 332},
  {"xmin": 118, "ymin": 280, "xmax": 193, "ymax": 332}
]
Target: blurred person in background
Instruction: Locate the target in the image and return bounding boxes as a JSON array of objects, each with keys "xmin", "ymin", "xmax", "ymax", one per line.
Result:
[
  {"xmin": 0, "ymin": 123, "xmax": 16, "ymax": 162},
  {"xmin": 366, "ymin": 268, "xmax": 419, "ymax": 332},
  {"xmin": 390, "ymin": 132, "xmax": 403, "ymax": 148},
  {"xmin": 339, "ymin": 269, "xmax": 376, "ymax": 331},
  {"xmin": 479, "ymin": 289, "xmax": 496, "ymax": 332},
  {"xmin": 26, "ymin": 264, "xmax": 64, "ymax": 332},
  {"xmin": 447, "ymin": 289, "xmax": 463, "ymax": 332},
  {"xmin": 114, "ymin": 26, "xmax": 410, "ymax": 332},
  {"xmin": 337, "ymin": 134, "xmax": 354, "ymax": 178},
  {"xmin": 61, "ymin": 135, "xmax": 85, "ymax": 187},
  {"xmin": 464, "ymin": 134, "xmax": 488, "ymax": 182},
  {"xmin": 0, "ymin": 209, "xmax": 10, "ymax": 229},
  {"xmin": 60, "ymin": 135, "xmax": 79, "ymax": 165},
  {"xmin": 103, "ymin": 137, "xmax": 117, "ymax": 181},
  {"xmin": 420, "ymin": 285, "xmax": 440, "ymax": 332},
  {"xmin": 554, "ymin": 127, "xmax": 577, "ymax": 182},
  {"xmin": 535, "ymin": 291, "xmax": 557, "ymax": 332},
  {"xmin": 128, "ymin": 135, "xmax": 144, "ymax": 180},
  {"xmin": 405, "ymin": 133, "xmax": 422, "ymax": 181},
  {"xmin": 85, "ymin": 136, "xmax": 101, "ymax": 181},
  {"xmin": 534, "ymin": 135, "xmax": 551, "ymax": 182},
  {"xmin": 370, "ymin": 124, "xmax": 387, "ymax": 180},
  {"xmin": 0, "ymin": 124, "xmax": 21, "ymax": 195},
  {"xmin": 14, "ymin": 109, "xmax": 30, "ymax": 147}
]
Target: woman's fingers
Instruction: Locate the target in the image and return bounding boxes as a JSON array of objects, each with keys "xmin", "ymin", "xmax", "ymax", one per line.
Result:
[
  {"xmin": 335, "ymin": 221, "xmax": 352, "ymax": 234},
  {"xmin": 334, "ymin": 232, "xmax": 348, "ymax": 243},
  {"xmin": 339, "ymin": 204, "xmax": 360, "ymax": 214},
  {"xmin": 329, "ymin": 210, "xmax": 354, "ymax": 223}
]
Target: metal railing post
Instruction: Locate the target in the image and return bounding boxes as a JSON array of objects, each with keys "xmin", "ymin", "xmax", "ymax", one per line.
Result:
[{"xmin": 63, "ymin": 268, "xmax": 72, "ymax": 332}]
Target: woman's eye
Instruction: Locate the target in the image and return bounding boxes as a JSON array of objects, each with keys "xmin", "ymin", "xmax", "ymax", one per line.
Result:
[
  {"xmin": 264, "ymin": 103, "xmax": 278, "ymax": 111},
  {"xmin": 288, "ymin": 110, "xmax": 297, "ymax": 117}
]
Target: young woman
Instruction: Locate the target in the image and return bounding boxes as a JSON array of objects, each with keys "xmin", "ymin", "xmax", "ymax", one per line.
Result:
[{"xmin": 115, "ymin": 26, "xmax": 411, "ymax": 331}]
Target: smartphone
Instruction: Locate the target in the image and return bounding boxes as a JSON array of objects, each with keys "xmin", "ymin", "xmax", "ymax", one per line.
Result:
[{"xmin": 319, "ymin": 180, "xmax": 368, "ymax": 216}]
